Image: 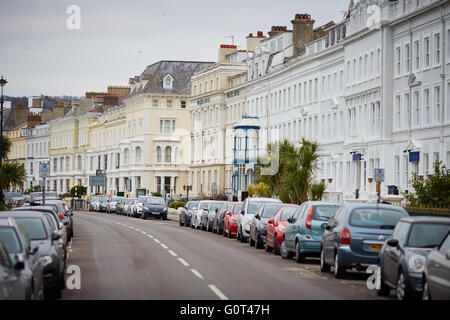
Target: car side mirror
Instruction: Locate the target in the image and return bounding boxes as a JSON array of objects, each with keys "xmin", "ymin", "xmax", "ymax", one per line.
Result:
[
  {"xmin": 226, "ymin": 211, "xmax": 231, "ymax": 216},
  {"xmin": 268, "ymin": 218, "xmax": 274, "ymax": 225},
  {"xmin": 29, "ymin": 244, "xmax": 39, "ymax": 255},
  {"xmin": 445, "ymin": 251, "xmax": 450, "ymax": 260},
  {"xmin": 287, "ymin": 217, "xmax": 293, "ymax": 223},
  {"xmin": 52, "ymin": 232, "xmax": 61, "ymax": 241},
  {"xmin": 386, "ymin": 238, "xmax": 399, "ymax": 247},
  {"xmin": 325, "ymin": 225, "xmax": 331, "ymax": 230},
  {"xmin": 215, "ymin": 208, "xmax": 218, "ymax": 213},
  {"xmin": 13, "ymin": 255, "xmax": 25, "ymax": 270},
  {"xmin": 320, "ymin": 223, "xmax": 328, "ymax": 230},
  {"xmin": 255, "ymin": 214, "xmax": 260, "ymax": 220},
  {"xmin": 240, "ymin": 210, "xmax": 244, "ymax": 215}
]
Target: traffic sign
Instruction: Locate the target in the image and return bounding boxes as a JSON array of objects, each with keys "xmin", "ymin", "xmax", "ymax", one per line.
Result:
[
  {"xmin": 374, "ymin": 168, "xmax": 385, "ymax": 183},
  {"xmin": 39, "ymin": 163, "xmax": 50, "ymax": 178}
]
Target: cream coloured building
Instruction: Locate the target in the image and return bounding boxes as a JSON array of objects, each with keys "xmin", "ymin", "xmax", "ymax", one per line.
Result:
[{"xmin": 119, "ymin": 61, "xmax": 214, "ymax": 197}]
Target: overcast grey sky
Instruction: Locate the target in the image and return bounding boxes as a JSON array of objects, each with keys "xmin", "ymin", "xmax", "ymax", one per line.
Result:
[{"xmin": 0, "ymin": 0, "xmax": 349, "ymax": 97}]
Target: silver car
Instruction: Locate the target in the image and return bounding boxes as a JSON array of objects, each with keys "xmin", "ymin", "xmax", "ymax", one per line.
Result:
[
  {"xmin": 423, "ymin": 231, "xmax": 450, "ymax": 300},
  {"xmin": 237, "ymin": 197, "xmax": 282, "ymax": 243},
  {"xmin": 191, "ymin": 201, "xmax": 212, "ymax": 229}
]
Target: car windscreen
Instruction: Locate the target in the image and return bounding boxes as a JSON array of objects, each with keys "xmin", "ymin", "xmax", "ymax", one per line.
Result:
[
  {"xmin": 407, "ymin": 223, "xmax": 450, "ymax": 248},
  {"xmin": 188, "ymin": 202, "xmax": 199, "ymax": 210},
  {"xmin": 199, "ymin": 202, "xmax": 210, "ymax": 210},
  {"xmin": 15, "ymin": 218, "xmax": 48, "ymax": 240},
  {"xmin": 0, "ymin": 227, "xmax": 22, "ymax": 253},
  {"xmin": 261, "ymin": 206, "xmax": 282, "ymax": 218},
  {"xmin": 313, "ymin": 205, "xmax": 340, "ymax": 221},
  {"xmin": 145, "ymin": 197, "xmax": 165, "ymax": 206},
  {"xmin": 138, "ymin": 197, "xmax": 147, "ymax": 203},
  {"xmin": 349, "ymin": 208, "xmax": 405, "ymax": 229},
  {"xmin": 111, "ymin": 197, "xmax": 120, "ymax": 202},
  {"xmin": 248, "ymin": 202, "xmax": 266, "ymax": 215},
  {"xmin": 127, "ymin": 199, "xmax": 135, "ymax": 204},
  {"xmin": 210, "ymin": 202, "xmax": 224, "ymax": 211},
  {"xmin": 44, "ymin": 214, "xmax": 57, "ymax": 230},
  {"xmin": 280, "ymin": 208, "xmax": 297, "ymax": 221},
  {"xmin": 233, "ymin": 205, "xmax": 242, "ymax": 214}
]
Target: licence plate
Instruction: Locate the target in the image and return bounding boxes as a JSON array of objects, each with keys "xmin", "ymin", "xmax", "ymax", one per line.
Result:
[
  {"xmin": 368, "ymin": 243, "xmax": 382, "ymax": 251},
  {"xmin": 152, "ymin": 212, "xmax": 160, "ymax": 215}
]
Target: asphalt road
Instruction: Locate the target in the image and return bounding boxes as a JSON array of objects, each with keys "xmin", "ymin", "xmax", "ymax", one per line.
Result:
[{"xmin": 61, "ymin": 210, "xmax": 393, "ymax": 300}]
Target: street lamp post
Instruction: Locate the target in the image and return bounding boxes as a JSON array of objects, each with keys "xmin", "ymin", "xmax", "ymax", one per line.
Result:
[
  {"xmin": 0, "ymin": 76, "xmax": 7, "ymax": 204},
  {"xmin": 183, "ymin": 185, "xmax": 192, "ymax": 202}
]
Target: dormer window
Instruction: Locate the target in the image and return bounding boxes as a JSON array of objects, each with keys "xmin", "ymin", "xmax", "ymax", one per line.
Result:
[{"xmin": 163, "ymin": 74, "xmax": 174, "ymax": 89}]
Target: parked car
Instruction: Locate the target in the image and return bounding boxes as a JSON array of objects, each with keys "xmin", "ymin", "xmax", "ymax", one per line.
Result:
[
  {"xmin": 0, "ymin": 218, "xmax": 44, "ymax": 300},
  {"xmin": 11, "ymin": 206, "xmax": 68, "ymax": 260},
  {"xmin": 237, "ymin": 197, "xmax": 282, "ymax": 243},
  {"xmin": 124, "ymin": 198, "xmax": 136, "ymax": 216},
  {"xmin": 179, "ymin": 201, "xmax": 199, "ymax": 227},
  {"xmin": 422, "ymin": 231, "xmax": 450, "ymax": 300},
  {"xmin": 0, "ymin": 240, "xmax": 29, "ymax": 300},
  {"xmin": 223, "ymin": 202, "xmax": 243, "ymax": 238},
  {"xmin": 377, "ymin": 217, "xmax": 450, "ymax": 300},
  {"xmin": 212, "ymin": 202, "xmax": 233, "ymax": 234},
  {"xmin": 191, "ymin": 201, "xmax": 212, "ymax": 229},
  {"xmin": 142, "ymin": 197, "xmax": 167, "ymax": 220},
  {"xmin": 106, "ymin": 197, "xmax": 122, "ymax": 214},
  {"xmin": 132, "ymin": 196, "xmax": 149, "ymax": 217},
  {"xmin": 282, "ymin": 202, "xmax": 341, "ymax": 262},
  {"xmin": 320, "ymin": 203, "xmax": 409, "ymax": 279},
  {"xmin": 98, "ymin": 198, "xmax": 109, "ymax": 212},
  {"xmin": 115, "ymin": 198, "xmax": 125, "ymax": 215},
  {"xmin": 250, "ymin": 203, "xmax": 299, "ymax": 249},
  {"xmin": 0, "ymin": 211, "xmax": 66, "ymax": 298},
  {"xmin": 265, "ymin": 207, "xmax": 298, "ymax": 254},
  {"xmin": 42, "ymin": 200, "xmax": 73, "ymax": 240},
  {"xmin": 89, "ymin": 198, "xmax": 98, "ymax": 212},
  {"xmin": 201, "ymin": 201, "xmax": 226, "ymax": 232}
]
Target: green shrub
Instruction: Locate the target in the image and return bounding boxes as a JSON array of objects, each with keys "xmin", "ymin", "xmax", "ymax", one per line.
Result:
[
  {"xmin": 151, "ymin": 192, "xmax": 162, "ymax": 197},
  {"xmin": 169, "ymin": 201, "xmax": 185, "ymax": 209}
]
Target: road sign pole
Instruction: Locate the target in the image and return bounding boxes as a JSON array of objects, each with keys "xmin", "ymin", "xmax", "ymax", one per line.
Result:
[{"xmin": 43, "ymin": 177, "xmax": 46, "ymax": 205}]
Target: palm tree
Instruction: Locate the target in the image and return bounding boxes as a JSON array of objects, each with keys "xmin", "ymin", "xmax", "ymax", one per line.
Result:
[
  {"xmin": 1, "ymin": 135, "xmax": 12, "ymax": 160},
  {"xmin": 0, "ymin": 162, "xmax": 27, "ymax": 194},
  {"xmin": 257, "ymin": 138, "xmax": 321, "ymax": 204}
]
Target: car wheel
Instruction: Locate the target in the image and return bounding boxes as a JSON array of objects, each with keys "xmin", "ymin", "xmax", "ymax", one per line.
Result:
[
  {"xmin": 179, "ymin": 218, "xmax": 183, "ymax": 226},
  {"xmin": 295, "ymin": 241, "xmax": 306, "ymax": 263},
  {"xmin": 142, "ymin": 214, "xmax": 146, "ymax": 220},
  {"xmin": 334, "ymin": 251, "xmax": 345, "ymax": 279},
  {"xmin": 255, "ymin": 235, "xmax": 263, "ymax": 249},
  {"xmin": 280, "ymin": 239, "xmax": 293, "ymax": 259},
  {"xmin": 237, "ymin": 228, "xmax": 241, "ymax": 241},
  {"xmin": 422, "ymin": 277, "xmax": 431, "ymax": 300},
  {"xmin": 249, "ymin": 233, "xmax": 255, "ymax": 246},
  {"xmin": 265, "ymin": 237, "xmax": 272, "ymax": 252},
  {"xmin": 376, "ymin": 268, "xmax": 391, "ymax": 296},
  {"xmin": 396, "ymin": 269, "xmax": 413, "ymax": 300},
  {"xmin": 320, "ymin": 249, "xmax": 330, "ymax": 272},
  {"xmin": 228, "ymin": 226, "xmax": 232, "ymax": 238},
  {"xmin": 273, "ymin": 235, "xmax": 280, "ymax": 255}
]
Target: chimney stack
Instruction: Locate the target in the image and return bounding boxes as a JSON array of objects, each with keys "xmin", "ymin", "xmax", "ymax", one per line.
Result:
[
  {"xmin": 13, "ymin": 104, "xmax": 29, "ymax": 127},
  {"xmin": 246, "ymin": 31, "xmax": 266, "ymax": 52},
  {"xmin": 27, "ymin": 112, "xmax": 41, "ymax": 128},
  {"xmin": 291, "ymin": 13, "xmax": 315, "ymax": 56},
  {"xmin": 268, "ymin": 26, "xmax": 287, "ymax": 37},
  {"xmin": 218, "ymin": 44, "xmax": 237, "ymax": 62}
]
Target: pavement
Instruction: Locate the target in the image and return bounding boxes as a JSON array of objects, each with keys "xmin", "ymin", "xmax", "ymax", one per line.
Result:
[{"xmin": 61, "ymin": 210, "xmax": 396, "ymax": 300}]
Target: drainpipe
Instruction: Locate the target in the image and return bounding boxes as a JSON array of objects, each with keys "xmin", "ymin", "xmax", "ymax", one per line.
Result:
[{"xmin": 440, "ymin": 6, "xmax": 446, "ymax": 140}]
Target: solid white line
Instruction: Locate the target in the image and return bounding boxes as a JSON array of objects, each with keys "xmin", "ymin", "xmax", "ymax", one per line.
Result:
[
  {"xmin": 154, "ymin": 239, "xmax": 160, "ymax": 243},
  {"xmin": 147, "ymin": 234, "xmax": 154, "ymax": 239},
  {"xmin": 178, "ymin": 258, "xmax": 189, "ymax": 266},
  {"xmin": 191, "ymin": 269, "xmax": 204, "ymax": 280},
  {"xmin": 160, "ymin": 243, "xmax": 168, "ymax": 249},
  {"xmin": 208, "ymin": 285, "xmax": 229, "ymax": 300},
  {"xmin": 168, "ymin": 250, "xmax": 177, "ymax": 257}
]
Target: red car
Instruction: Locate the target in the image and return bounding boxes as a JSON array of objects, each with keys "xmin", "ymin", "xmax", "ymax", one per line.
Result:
[
  {"xmin": 223, "ymin": 202, "xmax": 243, "ymax": 238},
  {"xmin": 265, "ymin": 206, "xmax": 298, "ymax": 254}
]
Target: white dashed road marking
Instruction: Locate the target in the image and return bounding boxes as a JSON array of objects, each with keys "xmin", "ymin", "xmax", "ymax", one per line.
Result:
[
  {"xmin": 191, "ymin": 269, "xmax": 204, "ymax": 280},
  {"xmin": 160, "ymin": 244, "xmax": 168, "ymax": 249},
  {"xmin": 168, "ymin": 250, "xmax": 177, "ymax": 257},
  {"xmin": 208, "ymin": 285, "xmax": 229, "ymax": 300},
  {"xmin": 178, "ymin": 258, "xmax": 190, "ymax": 266}
]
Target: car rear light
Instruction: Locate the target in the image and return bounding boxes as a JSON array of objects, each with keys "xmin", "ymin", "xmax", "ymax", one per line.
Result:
[
  {"xmin": 222, "ymin": 211, "xmax": 226, "ymax": 217},
  {"xmin": 340, "ymin": 227, "xmax": 351, "ymax": 245},
  {"xmin": 59, "ymin": 213, "xmax": 64, "ymax": 221},
  {"xmin": 305, "ymin": 207, "xmax": 313, "ymax": 229}
]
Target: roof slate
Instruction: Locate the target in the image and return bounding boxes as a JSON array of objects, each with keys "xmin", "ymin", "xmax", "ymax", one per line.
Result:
[{"xmin": 127, "ymin": 60, "xmax": 214, "ymax": 97}]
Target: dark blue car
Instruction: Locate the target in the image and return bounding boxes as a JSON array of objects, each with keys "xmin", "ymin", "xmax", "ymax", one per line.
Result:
[{"xmin": 142, "ymin": 197, "xmax": 168, "ymax": 220}]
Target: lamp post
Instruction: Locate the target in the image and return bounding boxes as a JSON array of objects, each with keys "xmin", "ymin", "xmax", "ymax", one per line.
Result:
[
  {"xmin": 0, "ymin": 76, "xmax": 7, "ymax": 204},
  {"xmin": 183, "ymin": 185, "xmax": 192, "ymax": 202}
]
